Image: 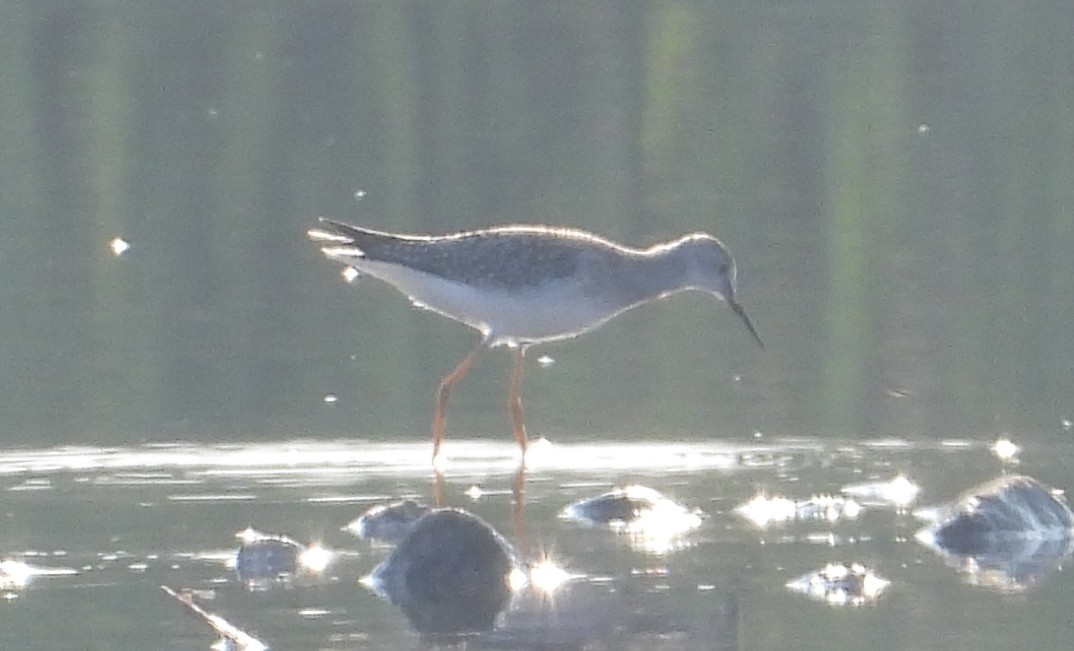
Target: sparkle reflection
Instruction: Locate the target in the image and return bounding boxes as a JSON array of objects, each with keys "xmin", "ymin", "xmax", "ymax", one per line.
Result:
[
  {"xmin": 562, "ymin": 485, "xmax": 704, "ymax": 554},
  {"xmin": 298, "ymin": 544, "xmax": 335, "ymax": 574},
  {"xmin": 527, "ymin": 557, "xmax": 576, "ymax": 596},
  {"xmin": 0, "ymin": 559, "xmax": 79, "ymax": 593},
  {"xmin": 786, "ymin": 563, "xmax": 890, "ymax": 606},
  {"xmin": 0, "ymin": 439, "xmax": 832, "ymax": 480},
  {"xmin": 842, "ymin": 474, "xmax": 921, "ymax": 508}
]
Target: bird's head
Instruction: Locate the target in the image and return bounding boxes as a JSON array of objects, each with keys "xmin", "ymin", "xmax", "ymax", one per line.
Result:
[{"xmin": 679, "ymin": 234, "xmax": 764, "ymax": 349}]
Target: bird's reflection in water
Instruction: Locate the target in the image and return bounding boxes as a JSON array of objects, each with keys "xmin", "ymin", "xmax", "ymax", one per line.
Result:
[{"xmin": 433, "ymin": 461, "xmax": 529, "ymax": 542}]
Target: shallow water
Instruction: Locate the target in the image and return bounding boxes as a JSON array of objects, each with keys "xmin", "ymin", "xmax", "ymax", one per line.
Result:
[
  {"xmin": 3, "ymin": 1, "xmax": 1073, "ymax": 648},
  {"xmin": 2, "ymin": 436, "xmax": 1072, "ymax": 650}
]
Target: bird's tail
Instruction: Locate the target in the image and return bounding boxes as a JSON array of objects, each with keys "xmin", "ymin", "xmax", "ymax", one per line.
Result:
[
  {"xmin": 307, "ymin": 218, "xmax": 359, "ymax": 244},
  {"xmin": 308, "ymin": 218, "xmax": 366, "ymax": 264}
]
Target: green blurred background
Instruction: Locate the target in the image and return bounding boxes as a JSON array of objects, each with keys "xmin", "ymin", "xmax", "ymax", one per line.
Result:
[{"xmin": 2, "ymin": 1, "xmax": 1072, "ymax": 446}]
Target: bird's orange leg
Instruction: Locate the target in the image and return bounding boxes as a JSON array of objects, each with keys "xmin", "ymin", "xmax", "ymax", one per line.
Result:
[
  {"xmin": 508, "ymin": 348, "xmax": 530, "ymax": 538},
  {"xmin": 433, "ymin": 468, "xmax": 446, "ymax": 507},
  {"xmin": 432, "ymin": 342, "xmax": 483, "ymax": 462},
  {"xmin": 511, "ymin": 461, "xmax": 528, "ymax": 545},
  {"xmin": 508, "ymin": 346, "xmax": 529, "ymax": 458}
]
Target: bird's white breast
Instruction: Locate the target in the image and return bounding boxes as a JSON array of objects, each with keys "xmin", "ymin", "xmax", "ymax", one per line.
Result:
[{"xmin": 354, "ymin": 260, "xmax": 616, "ymax": 347}]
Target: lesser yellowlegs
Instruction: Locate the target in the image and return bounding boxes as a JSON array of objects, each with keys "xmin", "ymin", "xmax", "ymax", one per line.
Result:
[{"xmin": 309, "ymin": 219, "xmax": 763, "ymax": 460}]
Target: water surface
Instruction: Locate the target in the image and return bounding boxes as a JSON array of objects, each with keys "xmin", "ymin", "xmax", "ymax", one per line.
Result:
[{"xmin": 3, "ymin": 437, "xmax": 1071, "ymax": 650}]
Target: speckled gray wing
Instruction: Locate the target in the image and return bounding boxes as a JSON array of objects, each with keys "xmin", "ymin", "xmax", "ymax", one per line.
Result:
[{"xmin": 318, "ymin": 220, "xmax": 585, "ymax": 290}]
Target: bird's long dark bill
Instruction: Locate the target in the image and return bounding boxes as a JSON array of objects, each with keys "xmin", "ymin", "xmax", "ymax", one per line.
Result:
[{"xmin": 730, "ymin": 300, "xmax": 764, "ymax": 349}]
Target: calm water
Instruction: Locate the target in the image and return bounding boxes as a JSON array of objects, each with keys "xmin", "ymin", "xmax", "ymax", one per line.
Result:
[
  {"xmin": 2, "ymin": 437, "xmax": 1073, "ymax": 650},
  {"xmin": 3, "ymin": 0, "xmax": 1074, "ymax": 648}
]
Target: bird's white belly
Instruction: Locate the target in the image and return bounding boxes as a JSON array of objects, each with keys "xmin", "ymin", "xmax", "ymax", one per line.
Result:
[{"xmin": 356, "ymin": 261, "xmax": 613, "ymax": 346}]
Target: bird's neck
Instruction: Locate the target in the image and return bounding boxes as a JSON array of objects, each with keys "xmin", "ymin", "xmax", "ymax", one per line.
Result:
[{"xmin": 619, "ymin": 246, "xmax": 692, "ymax": 304}]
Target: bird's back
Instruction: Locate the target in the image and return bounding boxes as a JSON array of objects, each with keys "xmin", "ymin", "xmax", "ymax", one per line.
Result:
[{"xmin": 317, "ymin": 220, "xmax": 628, "ymax": 291}]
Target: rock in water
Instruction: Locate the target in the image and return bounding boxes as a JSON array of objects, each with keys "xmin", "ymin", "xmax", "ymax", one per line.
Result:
[
  {"xmin": 918, "ymin": 475, "xmax": 1073, "ymax": 553},
  {"xmin": 367, "ymin": 508, "xmax": 520, "ymax": 634},
  {"xmin": 915, "ymin": 475, "xmax": 1074, "ymax": 591},
  {"xmin": 346, "ymin": 499, "xmax": 430, "ymax": 542}
]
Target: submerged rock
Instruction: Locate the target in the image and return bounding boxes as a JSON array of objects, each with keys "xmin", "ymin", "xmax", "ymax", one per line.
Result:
[
  {"xmin": 735, "ymin": 493, "xmax": 862, "ymax": 527},
  {"xmin": 365, "ymin": 508, "xmax": 521, "ymax": 635},
  {"xmin": 786, "ymin": 562, "xmax": 889, "ymax": 606},
  {"xmin": 233, "ymin": 528, "xmax": 334, "ymax": 589},
  {"xmin": 235, "ymin": 534, "xmax": 302, "ymax": 584},
  {"xmin": 562, "ymin": 485, "xmax": 703, "ymax": 529},
  {"xmin": 345, "ymin": 499, "xmax": 430, "ymax": 542},
  {"xmin": 561, "ymin": 485, "xmax": 703, "ymax": 554},
  {"xmin": 564, "ymin": 485, "xmax": 670, "ymax": 524},
  {"xmin": 914, "ymin": 475, "xmax": 1074, "ymax": 591}
]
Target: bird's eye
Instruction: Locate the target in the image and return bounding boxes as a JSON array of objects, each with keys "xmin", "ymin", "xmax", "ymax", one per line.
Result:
[{"xmin": 718, "ymin": 263, "xmax": 730, "ymax": 275}]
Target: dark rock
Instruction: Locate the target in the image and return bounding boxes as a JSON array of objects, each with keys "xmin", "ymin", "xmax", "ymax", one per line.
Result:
[
  {"xmin": 915, "ymin": 475, "xmax": 1074, "ymax": 591},
  {"xmin": 235, "ymin": 533, "xmax": 302, "ymax": 584},
  {"xmin": 367, "ymin": 508, "xmax": 520, "ymax": 634},
  {"xmin": 346, "ymin": 499, "xmax": 430, "ymax": 542},
  {"xmin": 562, "ymin": 485, "xmax": 701, "ymax": 527}
]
